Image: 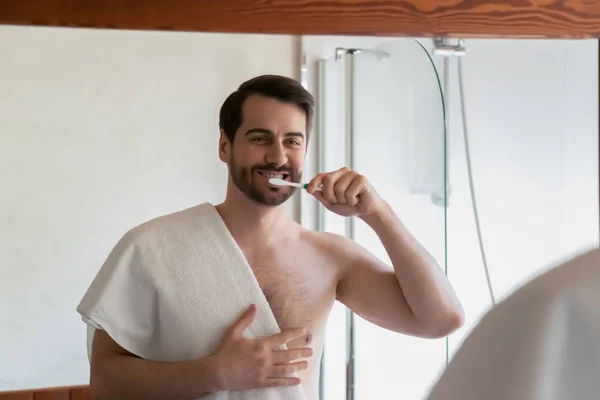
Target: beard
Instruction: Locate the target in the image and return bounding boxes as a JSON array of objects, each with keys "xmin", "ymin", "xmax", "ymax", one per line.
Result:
[{"xmin": 229, "ymin": 155, "xmax": 301, "ymax": 206}]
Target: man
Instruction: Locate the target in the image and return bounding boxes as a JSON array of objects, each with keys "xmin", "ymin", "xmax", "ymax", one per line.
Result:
[
  {"xmin": 81, "ymin": 74, "xmax": 464, "ymax": 400},
  {"xmin": 426, "ymin": 247, "xmax": 600, "ymax": 400}
]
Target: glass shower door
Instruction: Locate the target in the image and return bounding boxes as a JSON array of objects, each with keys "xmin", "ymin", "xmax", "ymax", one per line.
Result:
[
  {"xmin": 348, "ymin": 39, "xmax": 448, "ymax": 400},
  {"xmin": 317, "ymin": 38, "xmax": 448, "ymax": 400}
]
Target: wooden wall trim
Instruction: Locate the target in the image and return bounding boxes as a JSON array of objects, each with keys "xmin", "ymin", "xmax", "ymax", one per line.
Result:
[
  {"xmin": 0, "ymin": 0, "xmax": 600, "ymax": 38},
  {"xmin": 0, "ymin": 385, "xmax": 91, "ymax": 400}
]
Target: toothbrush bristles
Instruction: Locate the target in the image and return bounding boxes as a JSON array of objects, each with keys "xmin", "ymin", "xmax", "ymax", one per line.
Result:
[{"xmin": 269, "ymin": 178, "xmax": 298, "ymax": 187}]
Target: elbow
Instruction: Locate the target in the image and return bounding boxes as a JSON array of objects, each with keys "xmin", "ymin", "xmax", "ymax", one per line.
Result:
[
  {"xmin": 441, "ymin": 308, "xmax": 466, "ymax": 337},
  {"xmin": 90, "ymin": 373, "xmax": 109, "ymax": 400},
  {"xmin": 422, "ymin": 307, "xmax": 466, "ymax": 339},
  {"xmin": 90, "ymin": 367, "xmax": 120, "ymax": 400},
  {"xmin": 90, "ymin": 381, "xmax": 106, "ymax": 400}
]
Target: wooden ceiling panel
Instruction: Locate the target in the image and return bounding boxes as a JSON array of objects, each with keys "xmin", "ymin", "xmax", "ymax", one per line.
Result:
[{"xmin": 0, "ymin": 0, "xmax": 599, "ymax": 38}]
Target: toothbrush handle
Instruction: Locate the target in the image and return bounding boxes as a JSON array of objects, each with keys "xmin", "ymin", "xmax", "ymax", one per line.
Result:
[{"xmin": 302, "ymin": 184, "xmax": 323, "ymax": 191}]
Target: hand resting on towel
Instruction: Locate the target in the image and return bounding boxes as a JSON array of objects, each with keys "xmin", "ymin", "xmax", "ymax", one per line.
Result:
[
  {"xmin": 215, "ymin": 304, "xmax": 313, "ymax": 391},
  {"xmin": 90, "ymin": 304, "xmax": 312, "ymax": 400}
]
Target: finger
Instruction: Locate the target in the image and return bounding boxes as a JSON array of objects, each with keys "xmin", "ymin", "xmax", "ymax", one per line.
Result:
[
  {"xmin": 312, "ymin": 190, "xmax": 333, "ymax": 209},
  {"xmin": 272, "ymin": 347, "xmax": 314, "ymax": 364},
  {"xmin": 307, "ymin": 167, "xmax": 349, "ymax": 194},
  {"xmin": 268, "ymin": 361, "xmax": 309, "ymax": 377},
  {"xmin": 264, "ymin": 327, "xmax": 307, "ymax": 348},
  {"xmin": 322, "ymin": 170, "xmax": 346, "ymax": 203},
  {"xmin": 345, "ymin": 175, "xmax": 366, "ymax": 206},
  {"xmin": 228, "ymin": 304, "xmax": 257, "ymax": 337},
  {"xmin": 263, "ymin": 377, "xmax": 301, "ymax": 387},
  {"xmin": 334, "ymin": 171, "xmax": 358, "ymax": 204},
  {"xmin": 306, "ymin": 173, "xmax": 326, "ymax": 194}
]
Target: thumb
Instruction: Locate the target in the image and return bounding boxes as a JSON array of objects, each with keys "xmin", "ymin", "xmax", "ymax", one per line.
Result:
[{"xmin": 228, "ymin": 304, "xmax": 257, "ymax": 338}]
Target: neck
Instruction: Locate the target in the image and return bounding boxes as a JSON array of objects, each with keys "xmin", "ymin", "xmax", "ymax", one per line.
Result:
[{"xmin": 215, "ymin": 189, "xmax": 292, "ymax": 247}]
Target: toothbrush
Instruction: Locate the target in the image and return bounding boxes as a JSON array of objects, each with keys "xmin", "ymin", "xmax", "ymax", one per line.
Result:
[{"xmin": 268, "ymin": 178, "xmax": 323, "ymax": 191}]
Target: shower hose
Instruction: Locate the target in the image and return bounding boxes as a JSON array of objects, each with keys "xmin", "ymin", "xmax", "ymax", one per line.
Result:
[
  {"xmin": 457, "ymin": 57, "xmax": 496, "ymax": 307},
  {"xmin": 444, "ymin": 56, "xmax": 497, "ymax": 367}
]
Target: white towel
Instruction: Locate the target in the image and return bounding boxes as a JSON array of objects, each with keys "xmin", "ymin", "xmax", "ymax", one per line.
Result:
[
  {"xmin": 426, "ymin": 247, "xmax": 600, "ymax": 400},
  {"xmin": 77, "ymin": 202, "xmax": 307, "ymax": 400}
]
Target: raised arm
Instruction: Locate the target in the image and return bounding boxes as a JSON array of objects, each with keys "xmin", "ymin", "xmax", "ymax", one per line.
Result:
[{"xmin": 308, "ymin": 168, "xmax": 465, "ymax": 339}]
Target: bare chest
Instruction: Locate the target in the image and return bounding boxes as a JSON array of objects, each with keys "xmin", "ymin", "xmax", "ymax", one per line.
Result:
[{"xmin": 243, "ymin": 244, "xmax": 337, "ymax": 336}]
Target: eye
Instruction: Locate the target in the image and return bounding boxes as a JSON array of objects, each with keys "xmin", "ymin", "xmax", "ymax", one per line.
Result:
[
  {"xmin": 250, "ymin": 135, "xmax": 270, "ymax": 143},
  {"xmin": 286, "ymin": 139, "xmax": 302, "ymax": 147}
]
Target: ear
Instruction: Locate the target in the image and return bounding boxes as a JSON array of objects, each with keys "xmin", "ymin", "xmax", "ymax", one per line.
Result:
[{"xmin": 218, "ymin": 129, "xmax": 230, "ymax": 163}]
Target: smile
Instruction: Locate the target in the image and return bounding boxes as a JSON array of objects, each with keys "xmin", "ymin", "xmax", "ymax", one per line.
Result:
[{"xmin": 257, "ymin": 171, "xmax": 289, "ymax": 180}]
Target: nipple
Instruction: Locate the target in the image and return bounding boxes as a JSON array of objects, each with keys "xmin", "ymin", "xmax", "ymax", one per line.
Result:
[{"xmin": 304, "ymin": 333, "xmax": 313, "ymax": 345}]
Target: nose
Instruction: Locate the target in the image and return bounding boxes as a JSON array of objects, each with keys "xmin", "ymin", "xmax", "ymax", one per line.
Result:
[{"xmin": 264, "ymin": 142, "xmax": 288, "ymax": 167}]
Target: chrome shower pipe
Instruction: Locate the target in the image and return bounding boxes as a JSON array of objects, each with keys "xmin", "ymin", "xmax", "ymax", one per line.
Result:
[{"xmin": 343, "ymin": 50, "xmax": 357, "ymax": 400}]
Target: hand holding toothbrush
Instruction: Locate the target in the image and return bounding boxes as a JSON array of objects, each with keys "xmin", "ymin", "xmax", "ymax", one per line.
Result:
[{"xmin": 306, "ymin": 167, "xmax": 385, "ymax": 218}]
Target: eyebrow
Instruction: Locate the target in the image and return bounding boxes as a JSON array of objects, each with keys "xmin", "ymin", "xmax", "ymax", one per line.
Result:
[{"xmin": 245, "ymin": 128, "xmax": 305, "ymax": 139}]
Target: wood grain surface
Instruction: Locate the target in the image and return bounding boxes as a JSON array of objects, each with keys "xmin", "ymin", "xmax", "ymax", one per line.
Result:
[
  {"xmin": 0, "ymin": 0, "xmax": 599, "ymax": 38},
  {"xmin": 0, "ymin": 386, "xmax": 91, "ymax": 400}
]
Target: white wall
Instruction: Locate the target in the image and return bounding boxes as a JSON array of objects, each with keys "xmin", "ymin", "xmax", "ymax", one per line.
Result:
[
  {"xmin": 305, "ymin": 36, "xmax": 599, "ymax": 399},
  {"xmin": 0, "ymin": 26, "xmax": 298, "ymax": 391},
  {"xmin": 443, "ymin": 39, "xmax": 599, "ymax": 352}
]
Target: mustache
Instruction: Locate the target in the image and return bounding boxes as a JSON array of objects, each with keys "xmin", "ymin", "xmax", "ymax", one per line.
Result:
[{"xmin": 251, "ymin": 164, "xmax": 295, "ymax": 173}]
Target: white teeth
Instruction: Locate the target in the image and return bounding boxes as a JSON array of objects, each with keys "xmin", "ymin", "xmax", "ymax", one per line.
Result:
[{"xmin": 265, "ymin": 173, "xmax": 284, "ymax": 179}]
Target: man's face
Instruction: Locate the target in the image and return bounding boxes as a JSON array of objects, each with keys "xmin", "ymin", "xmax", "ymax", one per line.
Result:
[{"xmin": 219, "ymin": 94, "xmax": 308, "ymax": 206}]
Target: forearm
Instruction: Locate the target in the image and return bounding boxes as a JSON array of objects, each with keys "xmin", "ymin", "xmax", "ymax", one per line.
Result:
[
  {"xmin": 361, "ymin": 201, "xmax": 464, "ymax": 334},
  {"xmin": 91, "ymin": 353, "xmax": 222, "ymax": 400}
]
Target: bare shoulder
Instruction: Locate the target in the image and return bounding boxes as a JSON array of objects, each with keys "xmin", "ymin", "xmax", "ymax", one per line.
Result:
[
  {"xmin": 301, "ymin": 228, "xmax": 351, "ymax": 250},
  {"xmin": 299, "ymin": 229, "xmax": 364, "ymax": 269}
]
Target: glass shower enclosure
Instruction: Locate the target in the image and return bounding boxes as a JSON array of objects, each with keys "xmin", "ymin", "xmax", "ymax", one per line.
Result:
[{"xmin": 317, "ymin": 38, "xmax": 449, "ymax": 400}]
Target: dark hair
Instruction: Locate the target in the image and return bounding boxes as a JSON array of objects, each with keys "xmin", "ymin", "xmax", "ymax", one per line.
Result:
[{"xmin": 219, "ymin": 74, "xmax": 315, "ymax": 143}]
